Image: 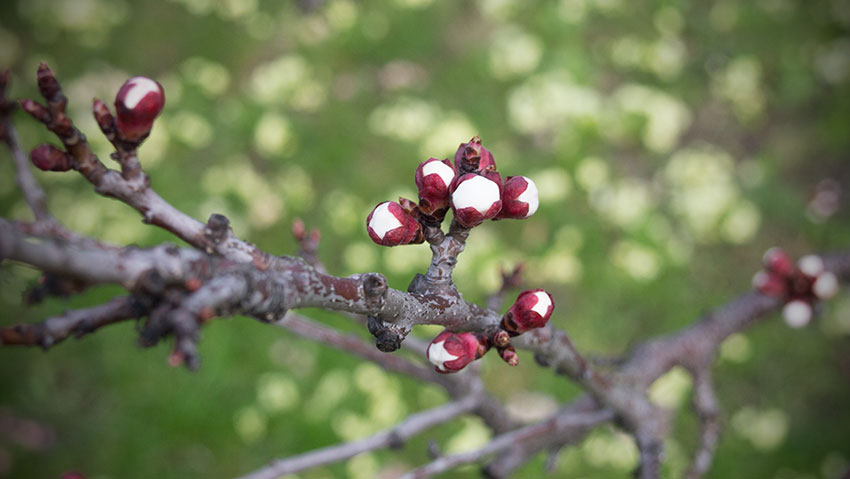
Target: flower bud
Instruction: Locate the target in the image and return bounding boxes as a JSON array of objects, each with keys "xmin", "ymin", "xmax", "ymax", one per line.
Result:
[
  {"xmin": 812, "ymin": 272, "xmax": 839, "ymax": 300},
  {"xmin": 454, "ymin": 136, "xmax": 496, "ymax": 174},
  {"xmin": 426, "ymin": 330, "xmax": 487, "ymax": 374},
  {"xmin": 114, "ymin": 76, "xmax": 165, "ymax": 142},
  {"xmin": 415, "ymin": 158, "xmax": 455, "ymax": 214},
  {"xmin": 492, "ymin": 329, "xmax": 511, "ymax": 348},
  {"xmin": 366, "ymin": 201, "xmax": 422, "ymax": 246},
  {"xmin": 30, "ymin": 144, "xmax": 73, "ymax": 171},
  {"xmin": 797, "ymin": 255, "xmax": 824, "ymax": 278},
  {"xmin": 502, "ymin": 289, "xmax": 554, "ymax": 334},
  {"xmin": 450, "ymin": 173, "xmax": 502, "ymax": 227},
  {"xmin": 498, "ymin": 176, "xmax": 539, "ymax": 219},
  {"xmin": 752, "ymin": 271, "xmax": 787, "ymax": 297},
  {"xmin": 763, "ymin": 247, "xmax": 794, "ymax": 277},
  {"xmin": 36, "ymin": 62, "xmax": 62, "ymax": 101},
  {"xmin": 498, "ymin": 345, "xmax": 519, "ymax": 366},
  {"xmin": 92, "ymin": 98, "xmax": 115, "ymax": 135},
  {"xmin": 782, "ymin": 299, "xmax": 812, "ymax": 329}
]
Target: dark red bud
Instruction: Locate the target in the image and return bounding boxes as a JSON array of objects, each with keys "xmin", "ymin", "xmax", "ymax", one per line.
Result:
[
  {"xmin": 19, "ymin": 99, "xmax": 51, "ymax": 123},
  {"xmin": 114, "ymin": 76, "xmax": 165, "ymax": 142},
  {"xmin": 450, "ymin": 173, "xmax": 503, "ymax": 227},
  {"xmin": 502, "ymin": 289, "xmax": 555, "ymax": 334},
  {"xmin": 498, "ymin": 176, "xmax": 540, "ymax": 219},
  {"xmin": 366, "ymin": 201, "xmax": 423, "ymax": 246},
  {"xmin": 427, "ymin": 330, "xmax": 488, "ymax": 373},
  {"xmin": 415, "ymin": 158, "xmax": 455, "ymax": 214},
  {"xmin": 763, "ymin": 247, "xmax": 794, "ymax": 277},
  {"xmin": 36, "ymin": 62, "xmax": 62, "ymax": 101},
  {"xmin": 492, "ymin": 329, "xmax": 511, "ymax": 348},
  {"xmin": 454, "ymin": 136, "xmax": 496, "ymax": 174},
  {"xmin": 92, "ymin": 98, "xmax": 115, "ymax": 135},
  {"xmin": 751, "ymin": 271, "xmax": 787, "ymax": 297},
  {"xmin": 498, "ymin": 345, "xmax": 519, "ymax": 366},
  {"xmin": 30, "ymin": 144, "xmax": 73, "ymax": 171}
]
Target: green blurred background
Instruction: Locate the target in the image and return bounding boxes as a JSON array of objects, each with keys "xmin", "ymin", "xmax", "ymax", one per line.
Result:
[{"xmin": 1, "ymin": 0, "xmax": 849, "ymax": 477}]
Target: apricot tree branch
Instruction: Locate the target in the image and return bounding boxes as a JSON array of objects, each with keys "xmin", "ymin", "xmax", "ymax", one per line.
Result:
[
  {"xmin": 0, "ymin": 296, "xmax": 140, "ymax": 348},
  {"xmin": 685, "ymin": 371, "xmax": 721, "ymax": 479},
  {"xmin": 242, "ymin": 395, "xmax": 482, "ymax": 479},
  {"xmin": 399, "ymin": 406, "xmax": 615, "ymax": 479},
  {"xmin": 18, "ymin": 63, "xmax": 269, "ymax": 265}
]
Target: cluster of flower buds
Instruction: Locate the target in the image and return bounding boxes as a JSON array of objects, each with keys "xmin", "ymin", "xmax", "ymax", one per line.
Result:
[
  {"xmin": 425, "ymin": 288, "xmax": 555, "ymax": 374},
  {"xmin": 752, "ymin": 247, "xmax": 840, "ymax": 328},
  {"xmin": 366, "ymin": 136, "xmax": 540, "ymax": 245}
]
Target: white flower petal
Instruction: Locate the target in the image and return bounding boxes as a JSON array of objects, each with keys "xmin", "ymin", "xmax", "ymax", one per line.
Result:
[
  {"xmin": 427, "ymin": 340, "xmax": 459, "ymax": 371},
  {"xmin": 530, "ymin": 291, "xmax": 551, "ymax": 317},
  {"xmin": 516, "ymin": 177, "xmax": 539, "ymax": 217},
  {"xmin": 452, "ymin": 176, "xmax": 500, "ymax": 214},
  {"xmin": 782, "ymin": 300, "xmax": 812, "ymax": 329},
  {"xmin": 123, "ymin": 77, "xmax": 160, "ymax": 109},
  {"xmin": 369, "ymin": 202, "xmax": 402, "ymax": 239},
  {"xmin": 422, "ymin": 160, "xmax": 455, "ymax": 187}
]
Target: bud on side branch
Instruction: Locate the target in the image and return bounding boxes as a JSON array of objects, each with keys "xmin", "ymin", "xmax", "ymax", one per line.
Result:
[{"xmin": 30, "ymin": 144, "xmax": 73, "ymax": 172}]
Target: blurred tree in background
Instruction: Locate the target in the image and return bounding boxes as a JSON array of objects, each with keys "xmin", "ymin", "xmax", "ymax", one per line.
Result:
[{"xmin": 1, "ymin": 0, "xmax": 849, "ymax": 477}]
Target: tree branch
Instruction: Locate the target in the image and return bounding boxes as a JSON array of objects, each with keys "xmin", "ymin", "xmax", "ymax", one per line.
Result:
[
  {"xmin": 0, "ymin": 296, "xmax": 140, "ymax": 348},
  {"xmin": 400, "ymin": 406, "xmax": 614, "ymax": 479},
  {"xmin": 684, "ymin": 371, "xmax": 721, "ymax": 479},
  {"xmin": 241, "ymin": 395, "xmax": 481, "ymax": 479}
]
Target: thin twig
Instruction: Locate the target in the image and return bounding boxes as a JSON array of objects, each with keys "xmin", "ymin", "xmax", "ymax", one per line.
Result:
[
  {"xmin": 0, "ymin": 70, "xmax": 49, "ymax": 221},
  {"xmin": 684, "ymin": 371, "xmax": 721, "ymax": 479},
  {"xmin": 241, "ymin": 395, "xmax": 481, "ymax": 479},
  {"xmin": 0, "ymin": 296, "xmax": 139, "ymax": 348},
  {"xmin": 399, "ymin": 408, "xmax": 614, "ymax": 479}
]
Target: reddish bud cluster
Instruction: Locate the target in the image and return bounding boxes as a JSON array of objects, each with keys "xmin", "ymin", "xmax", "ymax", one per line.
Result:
[
  {"xmin": 752, "ymin": 247, "xmax": 839, "ymax": 328},
  {"xmin": 366, "ymin": 136, "xmax": 541, "ymax": 245},
  {"xmin": 30, "ymin": 144, "xmax": 73, "ymax": 172},
  {"xmin": 114, "ymin": 76, "xmax": 165, "ymax": 142},
  {"xmin": 501, "ymin": 289, "xmax": 555, "ymax": 334}
]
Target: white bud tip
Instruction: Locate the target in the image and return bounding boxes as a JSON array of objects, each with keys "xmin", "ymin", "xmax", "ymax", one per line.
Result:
[
  {"xmin": 369, "ymin": 202, "xmax": 402, "ymax": 239},
  {"xmin": 763, "ymin": 247, "xmax": 782, "ymax": 264},
  {"xmin": 752, "ymin": 271, "xmax": 768, "ymax": 289},
  {"xmin": 427, "ymin": 340, "xmax": 458, "ymax": 371},
  {"xmin": 452, "ymin": 176, "xmax": 500, "ymax": 214},
  {"xmin": 516, "ymin": 177, "xmax": 539, "ymax": 218},
  {"xmin": 783, "ymin": 300, "xmax": 812, "ymax": 328},
  {"xmin": 123, "ymin": 77, "xmax": 161, "ymax": 109},
  {"xmin": 813, "ymin": 272, "xmax": 839, "ymax": 300},
  {"xmin": 422, "ymin": 160, "xmax": 455, "ymax": 187},
  {"xmin": 530, "ymin": 291, "xmax": 552, "ymax": 317},
  {"xmin": 798, "ymin": 255, "xmax": 824, "ymax": 277}
]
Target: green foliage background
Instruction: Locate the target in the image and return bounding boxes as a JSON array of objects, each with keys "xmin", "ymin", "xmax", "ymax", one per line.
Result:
[{"xmin": 1, "ymin": 0, "xmax": 849, "ymax": 477}]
